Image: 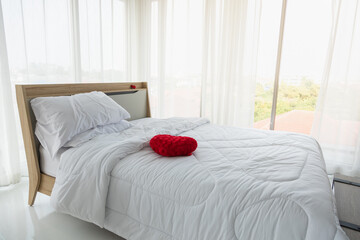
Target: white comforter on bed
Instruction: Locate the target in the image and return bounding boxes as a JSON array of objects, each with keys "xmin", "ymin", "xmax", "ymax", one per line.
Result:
[{"xmin": 51, "ymin": 118, "xmax": 348, "ymax": 240}]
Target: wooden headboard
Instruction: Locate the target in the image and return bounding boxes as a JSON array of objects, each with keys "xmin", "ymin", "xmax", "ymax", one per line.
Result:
[{"xmin": 16, "ymin": 82, "xmax": 151, "ymax": 206}]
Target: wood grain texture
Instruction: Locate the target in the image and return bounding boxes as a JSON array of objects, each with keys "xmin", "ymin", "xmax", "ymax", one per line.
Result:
[
  {"xmin": 16, "ymin": 85, "xmax": 41, "ymax": 206},
  {"xmin": 22, "ymin": 82, "xmax": 147, "ymax": 98},
  {"xmin": 144, "ymin": 82, "xmax": 151, "ymax": 117},
  {"xmin": 38, "ymin": 174, "xmax": 55, "ymax": 196},
  {"xmin": 16, "ymin": 82, "xmax": 150, "ymax": 205}
]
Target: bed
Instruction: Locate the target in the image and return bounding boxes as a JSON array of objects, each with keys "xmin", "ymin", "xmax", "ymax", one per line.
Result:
[{"xmin": 16, "ymin": 82, "xmax": 348, "ymax": 240}]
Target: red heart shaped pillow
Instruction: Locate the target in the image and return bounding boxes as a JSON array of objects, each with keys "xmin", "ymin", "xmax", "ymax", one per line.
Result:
[{"xmin": 150, "ymin": 135, "xmax": 198, "ymax": 157}]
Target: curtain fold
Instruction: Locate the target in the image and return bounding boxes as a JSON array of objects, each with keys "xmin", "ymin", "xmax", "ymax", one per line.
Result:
[
  {"xmin": 137, "ymin": 0, "xmax": 204, "ymax": 118},
  {"xmin": 312, "ymin": 0, "xmax": 360, "ymax": 177},
  {"xmin": 0, "ymin": 1, "xmax": 21, "ymax": 186},
  {"xmin": 201, "ymin": 0, "xmax": 262, "ymax": 127}
]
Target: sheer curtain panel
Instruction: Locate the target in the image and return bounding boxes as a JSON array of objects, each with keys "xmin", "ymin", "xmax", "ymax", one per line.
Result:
[
  {"xmin": 201, "ymin": 0, "xmax": 262, "ymax": 127},
  {"xmin": 136, "ymin": 0, "xmax": 203, "ymax": 118},
  {"xmin": 0, "ymin": 2, "xmax": 21, "ymax": 186},
  {"xmin": 312, "ymin": 0, "xmax": 360, "ymax": 177},
  {"xmin": 1, "ymin": 0, "xmax": 129, "ymax": 84},
  {"xmin": 0, "ymin": 0, "xmax": 130, "ymax": 185}
]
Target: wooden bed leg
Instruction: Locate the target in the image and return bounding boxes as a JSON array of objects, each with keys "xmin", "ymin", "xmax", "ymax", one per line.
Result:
[{"xmin": 28, "ymin": 178, "xmax": 39, "ymax": 206}]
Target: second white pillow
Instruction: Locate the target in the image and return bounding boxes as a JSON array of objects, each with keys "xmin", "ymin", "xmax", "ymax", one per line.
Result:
[{"xmin": 31, "ymin": 91, "xmax": 130, "ymax": 158}]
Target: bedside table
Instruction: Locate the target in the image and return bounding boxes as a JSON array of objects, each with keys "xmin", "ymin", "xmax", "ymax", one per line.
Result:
[{"xmin": 333, "ymin": 174, "xmax": 360, "ymax": 239}]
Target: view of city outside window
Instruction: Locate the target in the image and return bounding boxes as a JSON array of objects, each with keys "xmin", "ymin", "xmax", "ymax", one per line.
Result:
[{"xmin": 253, "ymin": 0, "xmax": 332, "ymax": 134}]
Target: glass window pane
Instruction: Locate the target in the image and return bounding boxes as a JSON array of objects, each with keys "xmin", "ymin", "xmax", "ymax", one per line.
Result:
[
  {"xmin": 274, "ymin": 0, "xmax": 332, "ymax": 134},
  {"xmin": 253, "ymin": 0, "xmax": 283, "ymax": 130}
]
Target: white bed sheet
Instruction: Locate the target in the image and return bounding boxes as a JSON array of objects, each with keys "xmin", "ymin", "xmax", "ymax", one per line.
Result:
[{"xmin": 39, "ymin": 146, "xmax": 67, "ymax": 177}]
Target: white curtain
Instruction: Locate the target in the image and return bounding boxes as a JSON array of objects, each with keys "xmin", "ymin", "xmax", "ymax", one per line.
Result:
[
  {"xmin": 0, "ymin": 1, "xmax": 21, "ymax": 186},
  {"xmin": 136, "ymin": 0, "xmax": 203, "ymax": 118},
  {"xmin": 135, "ymin": 0, "xmax": 263, "ymax": 121},
  {"xmin": 1, "ymin": 0, "xmax": 130, "ymax": 84},
  {"xmin": 201, "ymin": 0, "xmax": 262, "ymax": 127},
  {"xmin": 0, "ymin": 0, "xmax": 132, "ymax": 186},
  {"xmin": 312, "ymin": 0, "xmax": 360, "ymax": 177}
]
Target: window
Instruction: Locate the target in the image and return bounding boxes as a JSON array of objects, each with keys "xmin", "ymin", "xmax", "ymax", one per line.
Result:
[{"xmin": 253, "ymin": 0, "xmax": 332, "ymax": 134}]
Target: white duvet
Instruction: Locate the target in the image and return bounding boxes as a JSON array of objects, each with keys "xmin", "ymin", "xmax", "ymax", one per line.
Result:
[{"xmin": 51, "ymin": 118, "xmax": 348, "ymax": 240}]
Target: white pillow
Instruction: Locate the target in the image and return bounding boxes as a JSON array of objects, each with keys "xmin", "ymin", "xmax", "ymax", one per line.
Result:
[
  {"xmin": 31, "ymin": 91, "xmax": 130, "ymax": 157},
  {"xmin": 64, "ymin": 120, "xmax": 133, "ymax": 148}
]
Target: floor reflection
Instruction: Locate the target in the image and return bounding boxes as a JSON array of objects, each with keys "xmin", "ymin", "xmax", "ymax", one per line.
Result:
[{"xmin": 0, "ymin": 178, "xmax": 122, "ymax": 240}]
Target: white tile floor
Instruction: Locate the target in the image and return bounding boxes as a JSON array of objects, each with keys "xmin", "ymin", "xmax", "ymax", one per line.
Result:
[{"xmin": 0, "ymin": 178, "xmax": 123, "ymax": 240}]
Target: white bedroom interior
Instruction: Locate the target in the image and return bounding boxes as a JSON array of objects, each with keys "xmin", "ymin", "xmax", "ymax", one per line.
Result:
[{"xmin": 0, "ymin": 0, "xmax": 360, "ymax": 239}]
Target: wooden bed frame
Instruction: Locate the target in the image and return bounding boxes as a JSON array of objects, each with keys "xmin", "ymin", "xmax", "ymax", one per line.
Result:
[{"xmin": 16, "ymin": 82, "xmax": 151, "ymax": 206}]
